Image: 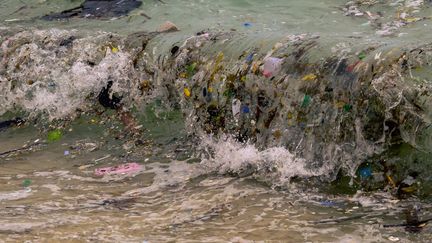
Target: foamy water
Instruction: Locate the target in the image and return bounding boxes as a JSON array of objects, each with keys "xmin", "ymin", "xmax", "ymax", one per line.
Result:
[{"xmin": 1, "ymin": 0, "xmax": 432, "ymax": 242}]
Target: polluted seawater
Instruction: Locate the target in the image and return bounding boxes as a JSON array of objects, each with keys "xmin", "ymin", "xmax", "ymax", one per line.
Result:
[{"xmin": 1, "ymin": 0, "xmax": 432, "ymax": 242}]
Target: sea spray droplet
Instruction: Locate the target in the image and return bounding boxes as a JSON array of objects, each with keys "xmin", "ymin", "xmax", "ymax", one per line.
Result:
[{"xmin": 47, "ymin": 129, "xmax": 62, "ymax": 142}]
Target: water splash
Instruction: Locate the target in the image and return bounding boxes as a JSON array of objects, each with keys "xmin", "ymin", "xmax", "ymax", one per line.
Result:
[{"xmin": 199, "ymin": 134, "xmax": 333, "ymax": 184}]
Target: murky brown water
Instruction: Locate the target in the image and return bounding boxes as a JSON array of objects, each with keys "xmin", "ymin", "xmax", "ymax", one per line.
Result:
[{"xmin": 0, "ymin": 116, "xmax": 430, "ymax": 242}]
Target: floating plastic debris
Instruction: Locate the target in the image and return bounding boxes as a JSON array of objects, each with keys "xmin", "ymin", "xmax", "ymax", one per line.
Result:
[
  {"xmin": 343, "ymin": 104, "xmax": 353, "ymax": 112},
  {"xmin": 157, "ymin": 21, "xmax": 180, "ymax": 32},
  {"xmin": 302, "ymin": 74, "xmax": 317, "ymax": 81},
  {"xmin": 111, "ymin": 46, "xmax": 119, "ymax": 53},
  {"xmin": 263, "ymin": 57, "xmax": 283, "ymax": 78},
  {"xmin": 243, "ymin": 22, "xmax": 252, "ymax": 27},
  {"xmin": 302, "ymin": 95, "xmax": 312, "ymax": 107},
  {"xmin": 358, "ymin": 164, "xmax": 372, "ymax": 179},
  {"xmin": 232, "ymin": 99, "xmax": 241, "ymax": 121},
  {"xmin": 47, "ymin": 130, "xmax": 62, "ymax": 142},
  {"xmin": 184, "ymin": 88, "xmax": 191, "ymax": 97},
  {"xmin": 241, "ymin": 105, "xmax": 250, "ymax": 114},
  {"xmin": 358, "ymin": 52, "xmax": 366, "ymax": 60},
  {"xmin": 22, "ymin": 179, "xmax": 31, "ymax": 187},
  {"xmin": 246, "ymin": 53, "xmax": 254, "ymax": 63}
]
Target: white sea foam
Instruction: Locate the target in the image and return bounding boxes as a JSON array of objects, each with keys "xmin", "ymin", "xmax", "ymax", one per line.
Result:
[{"xmin": 199, "ymin": 134, "xmax": 331, "ymax": 184}]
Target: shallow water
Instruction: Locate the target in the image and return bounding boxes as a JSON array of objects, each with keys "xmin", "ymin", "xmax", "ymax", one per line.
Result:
[
  {"xmin": 1, "ymin": 116, "xmax": 431, "ymax": 242},
  {"xmin": 1, "ymin": 0, "xmax": 432, "ymax": 242}
]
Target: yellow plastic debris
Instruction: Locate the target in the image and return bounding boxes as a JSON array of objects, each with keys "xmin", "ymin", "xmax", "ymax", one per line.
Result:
[
  {"xmin": 335, "ymin": 101, "xmax": 345, "ymax": 109},
  {"xmin": 252, "ymin": 62, "xmax": 260, "ymax": 74},
  {"xmin": 287, "ymin": 112, "xmax": 293, "ymax": 119},
  {"xmin": 387, "ymin": 175, "xmax": 396, "ymax": 188},
  {"xmin": 302, "ymin": 74, "xmax": 317, "ymax": 81},
  {"xmin": 405, "ymin": 17, "xmax": 421, "ymax": 23},
  {"xmin": 111, "ymin": 47, "xmax": 119, "ymax": 53},
  {"xmin": 184, "ymin": 88, "xmax": 191, "ymax": 97}
]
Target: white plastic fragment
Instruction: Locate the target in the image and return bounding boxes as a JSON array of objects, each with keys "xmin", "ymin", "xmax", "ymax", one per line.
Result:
[{"xmin": 232, "ymin": 99, "xmax": 241, "ymax": 122}]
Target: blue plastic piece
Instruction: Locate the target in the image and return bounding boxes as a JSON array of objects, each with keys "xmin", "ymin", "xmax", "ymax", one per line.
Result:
[
  {"xmin": 241, "ymin": 105, "xmax": 250, "ymax": 113},
  {"xmin": 246, "ymin": 53, "xmax": 254, "ymax": 63},
  {"xmin": 359, "ymin": 165, "xmax": 372, "ymax": 179},
  {"xmin": 243, "ymin": 22, "xmax": 252, "ymax": 27}
]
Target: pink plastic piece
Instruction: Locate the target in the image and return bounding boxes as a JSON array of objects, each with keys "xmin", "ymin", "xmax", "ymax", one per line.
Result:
[
  {"xmin": 95, "ymin": 162, "xmax": 143, "ymax": 176},
  {"xmin": 263, "ymin": 57, "xmax": 283, "ymax": 78}
]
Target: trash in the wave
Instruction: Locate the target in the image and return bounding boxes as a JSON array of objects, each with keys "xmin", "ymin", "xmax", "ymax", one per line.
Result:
[
  {"xmin": 343, "ymin": 104, "xmax": 353, "ymax": 112},
  {"xmin": 4, "ymin": 19, "xmax": 21, "ymax": 22},
  {"xmin": 22, "ymin": 179, "xmax": 31, "ymax": 187},
  {"xmin": 320, "ymin": 200, "xmax": 337, "ymax": 207},
  {"xmin": 302, "ymin": 95, "xmax": 312, "ymax": 107},
  {"xmin": 95, "ymin": 162, "xmax": 143, "ymax": 176},
  {"xmin": 0, "ymin": 141, "xmax": 44, "ymax": 157},
  {"xmin": 0, "ymin": 118, "xmax": 24, "ymax": 132},
  {"xmin": 346, "ymin": 60, "xmax": 361, "ymax": 72},
  {"xmin": 184, "ymin": 87, "xmax": 191, "ymax": 97},
  {"xmin": 42, "ymin": 0, "xmax": 142, "ymax": 20},
  {"xmin": 232, "ymin": 99, "xmax": 241, "ymax": 121},
  {"xmin": 384, "ymin": 205, "xmax": 432, "ymax": 233},
  {"xmin": 98, "ymin": 81, "xmax": 122, "ymax": 110},
  {"xmin": 302, "ymin": 73, "xmax": 317, "ymax": 81},
  {"xmin": 157, "ymin": 21, "xmax": 179, "ymax": 33},
  {"xmin": 358, "ymin": 163, "xmax": 372, "ymax": 179},
  {"xmin": 263, "ymin": 57, "xmax": 283, "ymax": 78},
  {"xmin": 186, "ymin": 62, "xmax": 197, "ymax": 77},
  {"xmin": 358, "ymin": 52, "xmax": 366, "ymax": 60},
  {"xmin": 246, "ymin": 53, "xmax": 254, "ymax": 63},
  {"xmin": 243, "ymin": 22, "xmax": 252, "ymax": 27},
  {"xmin": 202, "ymin": 87, "xmax": 208, "ymax": 97},
  {"xmin": 388, "ymin": 236, "xmax": 400, "ymax": 242},
  {"xmin": 111, "ymin": 46, "xmax": 119, "ymax": 53},
  {"xmin": 64, "ymin": 150, "xmax": 70, "ymax": 156},
  {"xmin": 47, "ymin": 129, "xmax": 62, "ymax": 142},
  {"xmin": 241, "ymin": 105, "xmax": 250, "ymax": 114},
  {"xmin": 397, "ymin": 175, "xmax": 419, "ymax": 199},
  {"xmin": 171, "ymin": 45, "xmax": 180, "ymax": 56}
]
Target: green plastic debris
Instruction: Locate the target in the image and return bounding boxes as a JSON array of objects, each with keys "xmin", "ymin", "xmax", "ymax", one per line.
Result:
[
  {"xmin": 223, "ymin": 89, "xmax": 235, "ymax": 98},
  {"xmin": 343, "ymin": 104, "xmax": 353, "ymax": 112},
  {"xmin": 186, "ymin": 63, "xmax": 197, "ymax": 77},
  {"xmin": 47, "ymin": 129, "xmax": 62, "ymax": 142},
  {"xmin": 358, "ymin": 52, "xmax": 366, "ymax": 60},
  {"xmin": 22, "ymin": 179, "xmax": 31, "ymax": 187},
  {"xmin": 302, "ymin": 95, "xmax": 312, "ymax": 107}
]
